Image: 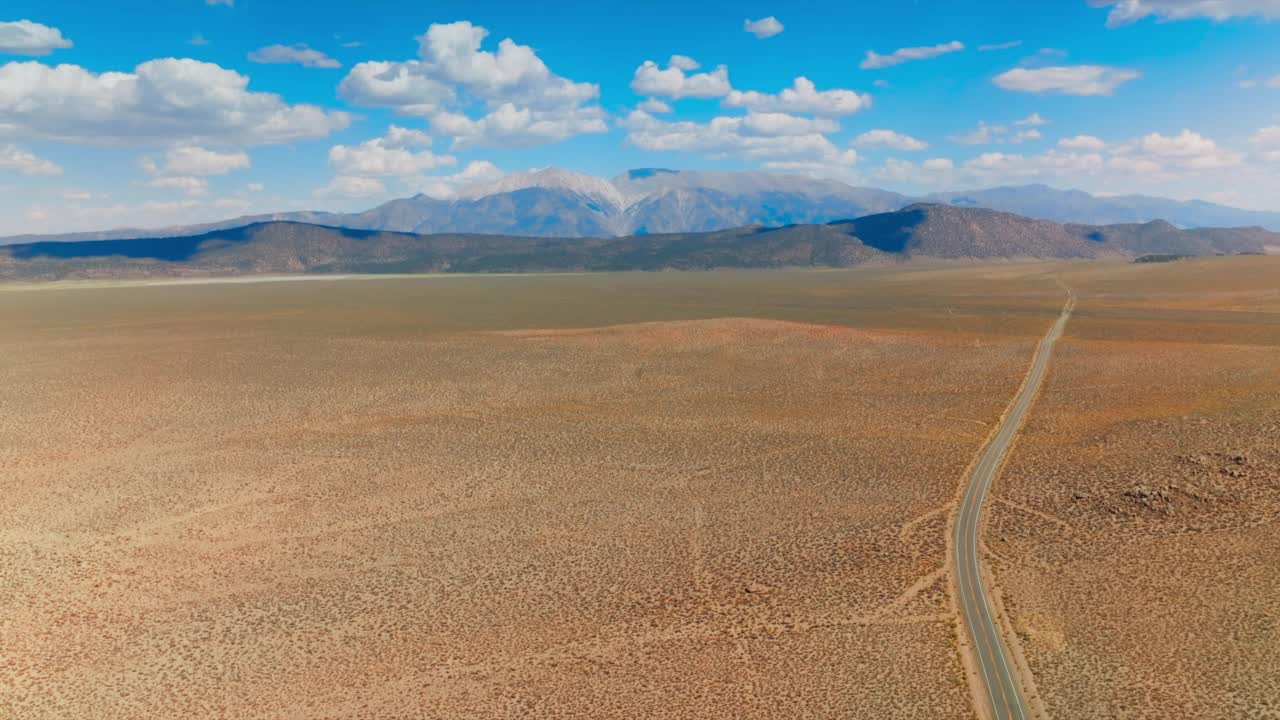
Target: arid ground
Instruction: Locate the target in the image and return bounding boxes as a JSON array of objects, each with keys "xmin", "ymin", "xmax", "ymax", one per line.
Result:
[
  {"xmin": 2, "ymin": 260, "xmax": 1277, "ymax": 718},
  {"xmin": 988, "ymin": 258, "xmax": 1280, "ymax": 720}
]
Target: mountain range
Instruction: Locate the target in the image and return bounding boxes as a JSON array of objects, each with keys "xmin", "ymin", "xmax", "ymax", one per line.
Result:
[
  {"xmin": 3, "ymin": 204, "xmax": 1274, "ymax": 280},
  {"xmin": 6, "ymin": 168, "xmax": 1280, "ymax": 247}
]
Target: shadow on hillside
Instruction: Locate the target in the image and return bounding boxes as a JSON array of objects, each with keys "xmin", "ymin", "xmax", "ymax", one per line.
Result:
[
  {"xmin": 6, "ymin": 223, "xmax": 382, "ymax": 262},
  {"xmin": 840, "ymin": 207, "xmax": 927, "ymax": 253}
]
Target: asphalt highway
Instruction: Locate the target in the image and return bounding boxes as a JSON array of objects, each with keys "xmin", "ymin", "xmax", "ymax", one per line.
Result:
[{"xmin": 953, "ymin": 292, "xmax": 1074, "ymax": 720}]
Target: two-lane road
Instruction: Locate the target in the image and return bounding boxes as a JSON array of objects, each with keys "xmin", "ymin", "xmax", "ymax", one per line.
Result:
[{"xmin": 954, "ymin": 292, "xmax": 1074, "ymax": 720}]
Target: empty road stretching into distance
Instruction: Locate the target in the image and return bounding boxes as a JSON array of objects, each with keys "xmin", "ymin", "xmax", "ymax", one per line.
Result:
[{"xmin": 953, "ymin": 290, "xmax": 1075, "ymax": 720}]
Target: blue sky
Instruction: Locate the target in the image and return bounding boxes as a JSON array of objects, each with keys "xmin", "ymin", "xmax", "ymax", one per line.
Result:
[{"xmin": 1, "ymin": 0, "xmax": 1278, "ymax": 235}]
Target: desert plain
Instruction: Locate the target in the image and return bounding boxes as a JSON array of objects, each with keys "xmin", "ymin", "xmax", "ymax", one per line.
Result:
[{"xmin": 1, "ymin": 259, "xmax": 1277, "ymax": 719}]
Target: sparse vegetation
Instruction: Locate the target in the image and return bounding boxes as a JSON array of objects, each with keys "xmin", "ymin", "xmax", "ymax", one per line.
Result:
[{"xmin": 2, "ymin": 257, "xmax": 1276, "ymax": 718}]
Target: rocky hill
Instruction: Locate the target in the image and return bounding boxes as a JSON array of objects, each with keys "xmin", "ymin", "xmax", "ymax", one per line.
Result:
[{"xmin": 1, "ymin": 205, "xmax": 1273, "ymax": 280}]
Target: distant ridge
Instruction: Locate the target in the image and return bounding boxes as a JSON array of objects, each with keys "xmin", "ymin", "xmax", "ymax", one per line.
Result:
[
  {"xmin": 7, "ymin": 169, "xmax": 1280, "ymax": 247},
  {"xmin": 2, "ymin": 204, "xmax": 1274, "ymax": 280}
]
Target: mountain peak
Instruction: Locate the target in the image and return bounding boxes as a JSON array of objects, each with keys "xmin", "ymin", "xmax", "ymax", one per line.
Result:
[{"xmin": 454, "ymin": 167, "xmax": 625, "ymax": 209}]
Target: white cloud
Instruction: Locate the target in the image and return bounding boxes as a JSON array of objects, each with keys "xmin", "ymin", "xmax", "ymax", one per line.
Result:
[
  {"xmin": 1253, "ymin": 125, "xmax": 1280, "ymax": 161},
  {"xmin": 149, "ymin": 146, "xmax": 251, "ymax": 176},
  {"xmin": 0, "ymin": 144, "xmax": 61, "ymax": 175},
  {"xmin": 338, "ymin": 21, "xmax": 603, "ymax": 148},
  {"xmin": 965, "ymin": 150, "xmax": 1108, "ymax": 178},
  {"xmin": 740, "ymin": 112, "xmax": 838, "ymax": 136},
  {"xmin": 328, "ymin": 125, "xmax": 455, "ymax": 176},
  {"xmin": 138, "ymin": 146, "xmax": 248, "ymax": 196},
  {"xmin": 316, "ymin": 175, "xmax": 387, "ymax": 198},
  {"xmin": 1111, "ymin": 129, "xmax": 1243, "ymax": 172},
  {"xmin": 0, "ymin": 20, "xmax": 73, "ymax": 56},
  {"xmin": 636, "ymin": 98, "xmax": 673, "ymax": 114},
  {"xmin": 1091, "ymin": 0, "xmax": 1280, "ymax": 27},
  {"xmin": 404, "ymin": 160, "xmax": 505, "ymax": 198},
  {"xmin": 631, "ymin": 57, "xmax": 732, "ymax": 99},
  {"xmin": 993, "ymin": 65, "xmax": 1141, "ymax": 95},
  {"xmin": 431, "ymin": 103, "xmax": 607, "ymax": 150},
  {"xmin": 876, "ymin": 127, "xmax": 1274, "ymax": 201},
  {"xmin": 246, "ymin": 182, "xmax": 265, "ymax": 191},
  {"xmin": 668, "ymin": 55, "xmax": 700, "ymax": 71},
  {"xmin": 207, "ymin": 0, "xmax": 234, "ymax": 6},
  {"xmin": 979, "ymin": 41, "xmax": 1023, "ymax": 51},
  {"xmin": 248, "ymin": 44, "xmax": 341, "ymax": 69},
  {"xmin": 860, "ymin": 41, "xmax": 964, "ymax": 69},
  {"xmin": 0, "ymin": 59, "xmax": 351, "ymax": 146},
  {"xmin": 950, "ymin": 120, "xmax": 1046, "ymax": 146},
  {"xmin": 854, "ymin": 129, "xmax": 928, "ymax": 151},
  {"xmin": 189, "ymin": 34, "xmax": 209, "ymax": 46},
  {"xmin": 1015, "ymin": 112, "xmax": 1048, "ymax": 126},
  {"xmin": 338, "ymin": 61, "xmax": 456, "ymax": 115},
  {"xmin": 1268, "ymin": 74, "xmax": 1280, "ymax": 88},
  {"xmin": 147, "ymin": 175, "xmax": 209, "ymax": 196},
  {"xmin": 950, "ymin": 121, "xmax": 1007, "ymax": 145},
  {"xmin": 623, "ymin": 109, "xmax": 857, "ymax": 166},
  {"xmin": 1059, "ymin": 134, "xmax": 1107, "ymax": 150},
  {"xmin": 723, "ymin": 76, "xmax": 871, "ymax": 116},
  {"xmin": 412, "ymin": 21, "xmax": 598, "ymax": 108},
  {"xmin": 744, "ymin": 16, "xmax": 784, "ymax": 39},
  {"xmin": 876, "ymin": 157, "xmax": 958, "ymax": 185}
]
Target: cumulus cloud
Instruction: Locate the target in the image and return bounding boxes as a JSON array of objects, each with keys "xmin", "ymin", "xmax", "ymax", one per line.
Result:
[
  {"xmin": 0, "ymin": 20, "xmax": 73, "ymax": 56},
  {"xmin": 0, "ymin": 59, "xmax": 351, "ymax": 146},
  {"xmin": 723, "ymin": 77, "xmax": 871, "ymax": 116},
  {"xmin": 139, "ymin": 146, "xmax": 249, "ymax": 196},
  {"xmin": 147, "ymin": 175, "xmax": 209, "ymax": 196},
  {"xmin": 248, "ymin": 44, "xmax": 341, "ymax": 69},
  {"xmin": 431, "ymin": 103, "xmax": 607, "ymax": 150},
  {"xmin": 1090, "ymin": 0, "xmax": 1280, "ymax": 27},
  {"xmin": 636, "ymin": 98, "xmax": 673, "ymax": 114},
  {"xmin": 328, "ymin": 125, "xmax": 455, "ymax": 176},
  {"xmin": 965, "ymin": 150, "xmax": 1107, "ymax": 178},
  {"xmin": 668, "ymin": 54, "xmax": 700, "ymax": 71},
  {"xmin": 623, "ymin": 109, "xmax": 857, "ymax": 167},
  {"xmin": 147, "ymin": 146, "xmax": 251, "ymax": 176},
  {"xmin": 993, "ymin": 64, "xmax": 1141, "ymax": 95},
  {"xmin": 631, "ymin": 57, "xmax": 732, "ymax": 99},
  {"xmin": 338, "ymin": 21, "xmax": 603, "ymax": 148},
  {"xmin": 0, "ymin": 143, "xmax": 61, "ymax": 175},
  {"xmin": 18, "ymin": 198, "xmax": 243, "ymax": 236},
  {"xmin": 860, "ymin": 41, "xmax": 964, "ymax": 69},
  {"xmin": 403, "ymin": 160, "xmax": 505, "ymax": 198},
  {"xmin": 316, "ymin": 175, "xmax": 387, "ymax": 198},
  {"xmin": 854, "ymin": 129, "xmax": 928, "ymax": 151},
  {"xmin": 1059, "ymin": 134, "xmax": 1107, "ymax": 150},
  {"xmin": 1015, "ymin": 112, "xmax": 1048, "ymax": 126},
  {"xmin": 878, "ymin": 127, "xmax": 1261, "ymax": 194},
  {"xmin": 740, "ymin": 112, "xmax": 838, "ymax": 136},
  {"xmin": 948, "ymin": 121, "xmax": 1041, "ymax": 146},
  {"xmin": 1111, "ymin": 129, "xmax": 1243, "ymax": 172},
  {"xmin": 744, "ymin": 16, "xmax": 784, "ymax": 39},
  {"xmin": 950, "ymin": 122, "xmax": 1005, "ymax": 145},
  {"xmin": 1253, "ymin": 125, "xmax": 1280, "ymax": 161}
]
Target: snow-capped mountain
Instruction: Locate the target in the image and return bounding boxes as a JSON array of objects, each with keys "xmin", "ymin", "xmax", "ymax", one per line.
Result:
[
  {"xmin": 6, "ymin": 168, "xmax": 1280, "ymax": 245},
  {"xmin": 455, "ymin": 167, "xmax": 628, "ymax": 212}
]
